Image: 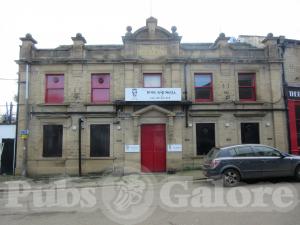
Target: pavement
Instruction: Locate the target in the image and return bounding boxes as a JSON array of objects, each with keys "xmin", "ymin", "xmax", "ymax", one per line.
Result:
[
  {"xmin": 1, "ymin": 170, "xmax": 300, "ymax": 225},
  {"xmin": 0, "ymin": 169, "xmax": 205, "ymax": 192}
]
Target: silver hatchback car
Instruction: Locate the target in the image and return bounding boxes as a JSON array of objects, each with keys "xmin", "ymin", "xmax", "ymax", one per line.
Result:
[{"xmin": 202, "ymin": 144, "xmax": 300, "ymax": 187}]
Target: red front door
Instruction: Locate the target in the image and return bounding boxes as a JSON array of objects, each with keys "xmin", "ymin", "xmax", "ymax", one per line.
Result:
[
  {"xmin": 288, "ymin": 100, "xmax": 300, "ymax": 155},
  {"xmin": 141, "ymin": 124, "xmax": 166, "ymax": 172}
]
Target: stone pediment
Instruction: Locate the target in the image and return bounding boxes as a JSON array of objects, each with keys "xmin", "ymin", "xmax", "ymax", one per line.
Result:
[
  {"xmin": 123, "ymin": 17, "xmax": 181, "ymax": 42},
  {"xmin": 133, "ymin": 26, "xmax": 171, "ymax": 40},
  {"xmin": 133, "ymin": 105, "xmax": 175, "ymax": 117}
]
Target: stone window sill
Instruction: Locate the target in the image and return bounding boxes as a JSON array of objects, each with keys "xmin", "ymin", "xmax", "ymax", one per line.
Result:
[
  {"xmin": 85, "ymin": 103, "xmax": 114, "ymax": 106},
  {"xmin": 234, "ymin": 101, "xmax": 265, "ymax": 105},
  {"xmin": 193, "ymin": 102, "xmax": 221, "ymax": 105},
  {"xmin": 37, "ymin": 103, "xmax": 70, "ymax": 107}
]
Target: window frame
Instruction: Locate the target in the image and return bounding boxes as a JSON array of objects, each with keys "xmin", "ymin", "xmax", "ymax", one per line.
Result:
[
  {"xmin": 196, "ymin": 123, "xmax": 216, "ymax": 155},
  {"xmin": 43, "ymin": 125, "xmax": 63, "ymax": 157},
  {"xmin": 90, "ymin": 124, "xmax": 110, "ymax": 157},
  {"xmin": 143, "ymin": 73, "xmax": 162, "ymax": 88},
  {"xmin": 45, "ymin": 74, "xmax": 64, "ymax": 104},
  {"xmin": 91, "ymin": 73, "xmax": 110, "ymax": 103},
  {"xmin": 241, "ymin": 122, "xmax": 260, "ymax": 144},
  {"xmin": 238, "ymin": 73, "xmax": 256, "ymax": 101},
  {"xmin": 194, "ymin": 73, "xmax": 213, "ymax": 102}
]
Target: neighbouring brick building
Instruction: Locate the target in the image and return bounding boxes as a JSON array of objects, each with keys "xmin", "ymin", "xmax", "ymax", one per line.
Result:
[{"xmin": 16, "ymin": 17, "xmax": 291, "ymax": 176}]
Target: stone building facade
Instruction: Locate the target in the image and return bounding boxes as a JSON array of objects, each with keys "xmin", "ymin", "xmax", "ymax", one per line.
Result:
[{"xmin": 16, "ymin": 17, "xmax": 289, "ymax": 176}]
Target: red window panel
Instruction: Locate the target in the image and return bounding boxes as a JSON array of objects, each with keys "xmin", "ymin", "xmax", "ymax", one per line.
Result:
[
  {"xmin": 288, "ymin": 100, "xmax": 300, "ymax": 155},
  {"xmin": 45, "ymin": 75, "xmax": 64, "ymax": 103},
  {"xmin": 143, "ymin": 73, "xmax": 162, "ymax": 88},
  {"xmin": 91, "ymin": 74, "xmax": 110, "ymax": 103},
  {"xmin": 194, "ymin": 74, "xmax": 213, "ymax": 102},
  {"xmin": 238, "ymin": 73, "xmax": 256, "ymax": 101}
]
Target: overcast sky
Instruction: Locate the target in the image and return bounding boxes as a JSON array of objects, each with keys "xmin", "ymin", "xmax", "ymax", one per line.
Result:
[{"xmin": 0, "ymin": 0, "xmax": 299, "ymax": 114}]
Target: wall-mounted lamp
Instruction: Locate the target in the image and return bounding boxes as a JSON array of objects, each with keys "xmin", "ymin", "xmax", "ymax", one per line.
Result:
[
  {"xmin": 225, "ymin": 123, "xmax": 230, "ymax": 128},
  {"xmin": 117, "ymin": 125, "xmax": 121, "ymax": 130},
  {"xmin": 266, "ymin": 122, "xmax": 271, "ymax": 127},
  {"xmin": 72, "ymin": 125, "xmax": 77, "ymax": 131},
  {"xmin": 188, "ymin": 123, "xmax": 193, "ymax": 127}
]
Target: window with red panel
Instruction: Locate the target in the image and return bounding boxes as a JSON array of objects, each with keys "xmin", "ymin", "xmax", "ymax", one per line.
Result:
[
  {"xmin": 143, "ymin": 73, "xmax": 162, "ymax": 88},
  {"xmin": 194, "ymin": 74, "xmax": 213, "ymax": 102},
  {"xmin": 91, "ymin": 74, "xmax": 110, "ymax": 103},
  {"xmin": 45, "ymin": 75, "xmax": 64, "ymax": 103},
  {"xmin": 238, "ymin": 73, "xmax": 256, "ymax": 101}
]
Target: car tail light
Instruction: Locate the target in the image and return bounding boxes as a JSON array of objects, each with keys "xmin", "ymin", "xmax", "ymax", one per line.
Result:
[{"xmin": 210, "ymin": 159, "xmax": 221, "ymax": 169}]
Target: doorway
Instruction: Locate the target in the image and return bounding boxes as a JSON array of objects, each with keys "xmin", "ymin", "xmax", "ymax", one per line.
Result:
[
  {"xmin": 1, "ymin": 139, "xmax": 14, "ymax": 174},
  {"xmin": 141, "ymin": 124, "xmax": 166, "ymax": 172}
]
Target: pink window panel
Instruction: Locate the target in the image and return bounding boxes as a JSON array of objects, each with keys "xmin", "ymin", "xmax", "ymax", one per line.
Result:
[
  {"xmin": 92, "ymin": 89, "xmax": 109, "ymax": 102},
  {"xmin": 47, "ymin": 75, "xmax": 64, "ymax": 88},
  {"xmin": 92, "ymin": 74, "xmax": 110, "ymax": 88},
  {"xmin": 46, "ymin": 89, "xmax": 64, "ymax": 103},
  {"xmin": 45, "ymin": 75, "xmax": 64, "ymax": 103}
]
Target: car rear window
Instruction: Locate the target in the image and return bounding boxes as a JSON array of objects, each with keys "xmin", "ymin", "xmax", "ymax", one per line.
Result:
[{"xmin": 206, "ymin": 148, "xmax": 220, "ymax": 160}]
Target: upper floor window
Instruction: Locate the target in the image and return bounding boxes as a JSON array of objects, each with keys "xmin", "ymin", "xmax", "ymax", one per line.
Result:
[
  {"xmin": 238, "ymin": 73, "xmax": 256, "ymax": 101},
  {"xmin": 91, "ymin": 74, "xmax": 110, "ymax": 103},
  {"xmin": 194, "ymin": 74, "xmax": 213, "ymax": 102},
  {"xmin": 45, "ymin": 74, "xmax": 64, "ymax": 103},
  {"xmin": 143, "ymin": 73, "xmax": 161, "ymax": 88}
]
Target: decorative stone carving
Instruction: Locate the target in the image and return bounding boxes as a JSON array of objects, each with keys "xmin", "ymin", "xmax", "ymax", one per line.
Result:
[
  {"xmin": 126, "ymin": 26, "xmax": 133, "ymax": 36},
  {"xmin": 71, "ymin": 33, "xmax": 86, "ymax": 58},
  {"xmin": 132, "ymin": 105, "xmax": 175, "ymax": 142},
  {"xmin": 171, "ymin": 26, "xmax": 178, "ymax": 36},
  {"xmin": 71, "ymin": 33, "xmax": 86, "ymax": 44}
]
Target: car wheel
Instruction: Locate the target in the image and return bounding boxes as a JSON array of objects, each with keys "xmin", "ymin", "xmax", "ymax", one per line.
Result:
[
  {"xmin": 222, "ymin": 169, "xmax": 240, "ymax": 187},
  {"xmin": 295, "ymin": 166, "xmax": 300, "ymax": 181}
]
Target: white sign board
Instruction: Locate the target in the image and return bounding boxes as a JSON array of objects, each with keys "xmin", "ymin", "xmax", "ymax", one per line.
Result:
[
  {"xmin": 125, "ymin": 88, "xmax": 181, "ymax": 101},
  {"xmin": 125, "ymin": 145, "xmax": 140, "ymax": 153},
  {"xmin": 168, "ymin": 144, "xmax": 182, "ymax": 152}
]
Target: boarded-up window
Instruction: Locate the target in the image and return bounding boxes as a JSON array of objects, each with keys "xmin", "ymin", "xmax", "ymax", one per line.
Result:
[
  {"xmin": 143, "ymin": 74, "xmax": 161, "ymax": 88},
  {"xmin": 196, "ymin": 123, "xmax": 215, "ymax": 155},
  {"xmin": 90, "ymin": 124, "xmax": 110, "ymax": 157},
  {"xmin": 45, "ymin": 75, "xmax": 64, "ymax": 103},
  {"xmin": 43, "ymin": 125, "xmax": 63, "ymax": 157},
  {"xmin": 241, "ymin": 123, "xmax": 260, "ymax": 144}
]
